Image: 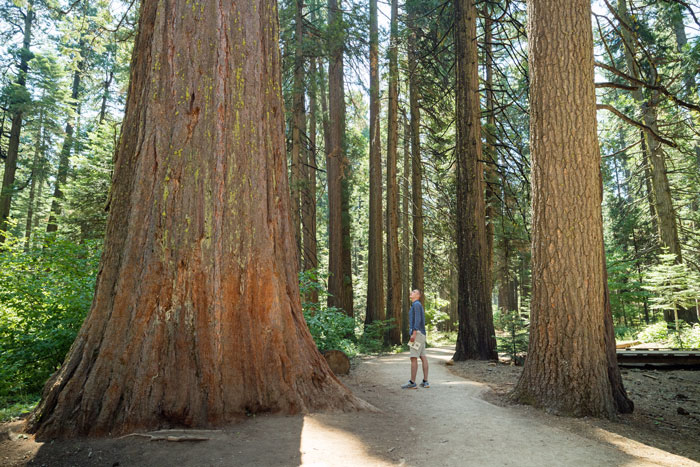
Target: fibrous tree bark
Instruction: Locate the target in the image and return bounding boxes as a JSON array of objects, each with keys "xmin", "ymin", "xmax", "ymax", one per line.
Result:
[
  {"xmin": 512, "ymin": 0, "xmax": 627, "ymax": 418},
  {"xmin": 483, "ymin": 11, "xmax": 497, "ymax": 293},
  {"xmin": 290, "ymin": 0, "xmax": 305, "ymax": 261},
  {"xmin": 407, "ymin": 0, "xmax": 423, "ymax": 297},
  {"xmin": 385, "ymin": 0, "xmax": 402, "ymax": 345},
  {"xmin": 327, "ymin": 0, "xmax": 353, "ymax": 316},
  {"xmin": 302, "ymin": 54, "xmax": 319, "ymax": 302},
  {"xmin": 401, "ymin": 114, "xmax": 411, "ymax": 342},
  {"xmin": 365, "ymin": 0, "xmax": 385, "ymax": 327},
  {"xmin": 453, "ymin": 0, "xmax": 497, "ymax": 361},
  {"xmin": 0, "ymin": 0, "xmax": 35, "ymax": 243},
  {"xmin": 27, "ymin": 0, "xmax": 366, "ymax": 438}
]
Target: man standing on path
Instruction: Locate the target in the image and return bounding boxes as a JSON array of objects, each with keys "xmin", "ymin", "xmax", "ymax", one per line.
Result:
[{"xmin": 402, "ymin": 289, "xmax": 429, "ymax": 389}]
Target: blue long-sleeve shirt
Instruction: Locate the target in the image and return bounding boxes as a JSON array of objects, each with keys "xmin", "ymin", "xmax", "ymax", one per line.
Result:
[{"xmin": 409, "ymin": 300, "xmax": 426, "ymax": 335}]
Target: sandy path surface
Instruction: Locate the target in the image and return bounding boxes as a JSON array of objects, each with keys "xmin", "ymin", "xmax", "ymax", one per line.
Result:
[{"xmin": 2, "ymin": 346, "xmax": 698, "ymax": 466}]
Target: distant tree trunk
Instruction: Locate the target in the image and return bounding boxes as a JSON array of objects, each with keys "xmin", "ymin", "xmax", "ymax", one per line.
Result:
[
  {"xmin": 512, "ymin": 0, "xmax": 622, "ymax": 418},
  {"xmin": 366, "ymin": 0, "xmax": 385, "ymax": 327},
  {"xmin": 483, "ymin": 12, "xmax": 497, "ymax": 293},
  {"xmin": 28, "ymin": 0, "xmax": 366, "ymax": 439},
  {"xmin": 290, "ymin": 0, "xmax": 305, "ymax": 262},
  {"xmin": 98, "ymin": 68, "xmax": 114, "ymax": 125},
  {"xmin": 385, "ymin": 0, "xmax": 402, "ymax": 345},
  {"xmin": 302, "ymin": 55, "xmax": 319, "ymax": 302},
  {"xmin": 617, "ymin": 0, "xmax": 682, "ymax": 263},
  {"xmin": 47, "ymin": 63, "xmax": 83, "ymax": 233},
  {"xmin": 0, "ymin": 1, "xmax": 35, "ymax": 243},
  {"xmin": 640, "ymin": 132, "xmax": 658, "ymax": 236},
  {"xmin": 448, "ymin": 249, "xmax": 458, "ymax": 332},
  {"xmin": 24, "ymin": 108, "xmax": 45, "ymax": 249},
  {"xmin": 407, "ymin": 3, "xmax": 423, "ymax": 297},
  {"xmin": 327, "ymin": 0, "xmax": 353, "ymax": 316},
  {"xmin": 401, "ymin": 115, "xmax": 411, "ymax": 342},
  {"xmin": 453, "ymin": 0, "xmax": 497, "ymax": 361}
]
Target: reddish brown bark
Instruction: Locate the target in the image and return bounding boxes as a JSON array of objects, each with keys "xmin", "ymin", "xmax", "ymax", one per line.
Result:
[
  {"xmin": 453, "ymin": 0, "xmax": 497, "ymax": 361},
  {"xmin": 302, "ymin": 55, "xmax": 319, "ymax": 294},
  {"xmin": 290, "ymin": 0, "xmax": 306, "ymax": 262},
  {"xmin": 512, "ymin": 0, "xmax": 621, "ymax": 418},
  {"xmin": 407, "ymin": 3, "xmax": 423, "ymax": 296},
  {"xmin": 365, "ymin": 0, "xmax": 385, "ymax": 327},
  {"xmin": 327, "ymin": 0, "xmax": 353, "ymax": 316},
  {"xmin": 27, "ymin": 0, "xmax": 366, "ymax": 439},
  {"xmin": 385, "ymin": 0, "xmax": 402, "ymax": 345}
]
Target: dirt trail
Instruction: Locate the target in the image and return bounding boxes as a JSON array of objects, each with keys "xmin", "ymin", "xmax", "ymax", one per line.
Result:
[{"xmin": 2, "ymin": 346, "xmax": 698, "ymax": 466}]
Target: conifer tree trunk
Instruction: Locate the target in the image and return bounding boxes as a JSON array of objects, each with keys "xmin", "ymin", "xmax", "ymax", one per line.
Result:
[
  {"xmin": 366, "ymin": 0, "xmax": 385, "ymax": 326},
  {"xmin": 617, "ymin": 0, "xmax": 682, "ymax": 262},
  {"xmin": 290, "ymin": 0, "xmax": 305, "ymax": 261},
  {"xmin": 401, "ymin": 115, "xmax": 411, "ymax": 341},
  {"xmin": 47, "ymin": 63, "xmax": 82, "ymax": 233},
  {"xmin": 327, "ymin": 0, "xmax": 353, "ymax": 316},
  {"xmin": 25, "ymin": 109, "xmax": 45, "ymax": 248},
  {"xmin": 407, "ymin": 2, "xmax": 423, "ymax": 296},
  {"xmin": 512, "ymin": 0, "xmax": 624, "ymax": 418},
  {"xmin": 0, "ymin": 1, "xmax": 34, "ymax": 243},
  {"xmin": 302, "ymin": 55, "xmax": 319, "ymax": 300},
  {"xmin": 483, "ymin": 12, "xmax": 497, "ymax": 291},
  {"xmin": 385, "ymin": 0, "xmax": 402, "ymax": 345},
  {"xmin": 453, "ymin": 0, "xmax": 497, "ymax": 361},
  {"xmin": 28, "ymin": 0, "xmax": 366, "ymax": 438}
]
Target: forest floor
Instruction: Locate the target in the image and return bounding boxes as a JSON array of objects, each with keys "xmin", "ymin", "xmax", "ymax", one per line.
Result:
[{"xmin": 1, "ymin": 346, "xmax": 699, "ymax": 466}]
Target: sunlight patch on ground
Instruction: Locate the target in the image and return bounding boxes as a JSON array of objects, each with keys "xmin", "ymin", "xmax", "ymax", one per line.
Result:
[
  {"xmin": 591, "ymin": 427, "xmax": 698, "ymax": 467},
  {"xmin": 299, "ymin": 415, "xmax": 394, "ymax": 466}
]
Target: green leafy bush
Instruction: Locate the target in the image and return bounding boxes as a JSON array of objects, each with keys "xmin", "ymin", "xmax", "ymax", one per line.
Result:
[
  {"xmin": 636, "ymin": 321, "xmax": 669, "ymax": 343},
  {"xmin": 0, "ymin": 235, "xmax": 101, "ymax": 401},
  {"xmin": 299, "ymin": 269, "xmax": 356, "ymax": 355}
]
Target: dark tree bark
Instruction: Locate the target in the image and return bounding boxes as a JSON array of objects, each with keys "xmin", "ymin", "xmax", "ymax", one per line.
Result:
[
  {"xmin": 365, "ymin": 0, "xmax": 385, "ymax": 327},
  {"xmin": 407, "ymin": 2, "xmax": 423, "ymax": 296},
  {"xmin": 27, "ymin": 0, "xmax": 366, "ymax": 439},
  {"xmin": 483, "ymin": 12, "xmax": 497, "ymax": 293},
  {"xmin": 327, "ymin": 0, "xmax": 353, "ymax": 316},
  {"xmin": 24, "ymin": 109, "xmax": 45, "ymax": 249},
  {"xmin": 512, "ymin": 0, "xmax": 624, "ymax": 418},
  {"xmin": 385, "ymin": 0, "xmax": 402, "ymax": 345},
  {"xmin": 401, "ymin": 114, "xmax": 411, "ymax": 342},
  {"xmin": 453, "ymin": 0, "xmax": 497, "ymax": 361},
  {"xmin": 47, "ymin": 62, "xmax": 83, "ymax": 233},
  {"xmin": 0, "ymin": 1, "xmax": 35, "ymax": 243}
]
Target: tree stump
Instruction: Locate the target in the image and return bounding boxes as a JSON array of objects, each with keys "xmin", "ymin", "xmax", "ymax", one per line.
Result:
[{"xmin": 323, "ymin": 350, "xmax": 350, "ymax": 375}]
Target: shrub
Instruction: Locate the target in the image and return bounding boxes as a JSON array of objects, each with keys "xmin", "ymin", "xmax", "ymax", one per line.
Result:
[
  {"xmin": 0, "ymin": 235, "xmax": 101, "ymax": 401},
  {"xmin": 495, "ymin": 309, "xmax": 529, "ymax": 364},
  {"xmin": 636, "ymin": 321, "xmax": 669, "ymax": 343}
]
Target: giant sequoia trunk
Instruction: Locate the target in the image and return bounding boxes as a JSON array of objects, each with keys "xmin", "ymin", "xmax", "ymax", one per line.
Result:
[
  {"xmin": 0, "ymin": 1, "xmax": 34, "ymax": 243},
  {"xmin": 327, "ymin": 0, "xmax": 353, "ymax": 316},
  {"xmin": 512, "ymin": 0, "xmax": 622, "ymax": 418},
  {"xmin": 453, "ymin": 0, "xmax": 497, "ymax": 361},
  {"xmin": 365, "ymin": 0, "xmax": 385, "ymax": 327},
  {"xmin": 27, "ymin": 0, "xmax": 366, "ymax": 439},
  {"xmin": 385, "ymin": 0, "xmax": 402, "ymax": 345}
]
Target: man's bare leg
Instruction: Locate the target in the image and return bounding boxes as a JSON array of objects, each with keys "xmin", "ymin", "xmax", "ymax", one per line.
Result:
[
  {"xmin": 410, "ymin": 357, "xmax": 418, "ymax": 382},
  {"xmin": 420, "ymin": 355, "xmax": 429, "ymax": 382}
]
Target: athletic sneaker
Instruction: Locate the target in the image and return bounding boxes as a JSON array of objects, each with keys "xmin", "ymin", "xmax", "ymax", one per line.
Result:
[
  {"xmin": 401, "ymin": 380, "xmax": 417, "ymax": 389},
  {"xmin": 420, "ymin": 380, "xmax": 430, "ymax": 388}
]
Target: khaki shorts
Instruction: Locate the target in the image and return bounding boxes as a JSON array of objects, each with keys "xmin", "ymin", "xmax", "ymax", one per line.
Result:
[{"xmin": 409, "ymin": 332, "xmax": 427, "ymax": 357}]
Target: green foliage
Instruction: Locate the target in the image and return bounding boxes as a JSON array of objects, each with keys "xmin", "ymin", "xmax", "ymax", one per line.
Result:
[
  {"xmin": 299, "ymin": 269, "xmax": 356, "ymax": 355},
  {"xmin": 0, "ymin": 234, "xmax": 101, "ymax": 401},
  {"xmin": 636, "ymin": 321, "xmax": 669, "ymax": 343},
  {"xmin": 495, "ymin": 309, "xmax": 529, "ymax": 364},
  {"xmin": 424, "ymin": 295, "xmax": 449, "ymax": 333}
]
